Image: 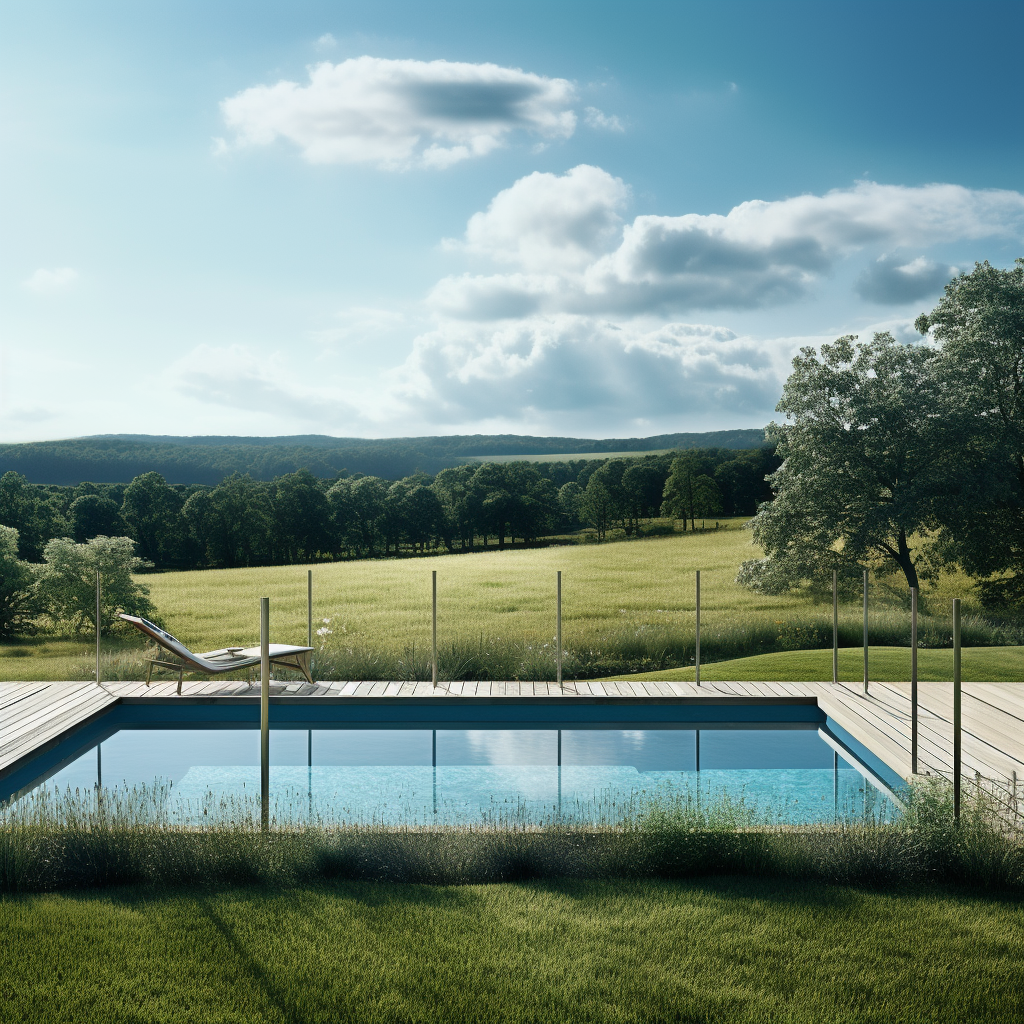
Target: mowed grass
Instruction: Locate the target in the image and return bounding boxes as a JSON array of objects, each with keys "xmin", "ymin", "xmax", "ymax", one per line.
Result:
[
  {"xmin": 601, "ymin": 645, "xmax": 1024, "ymax": 683},
  {"xmin": 2, "ymin": 878, "xmax": 1022, "ymax": 1024}
]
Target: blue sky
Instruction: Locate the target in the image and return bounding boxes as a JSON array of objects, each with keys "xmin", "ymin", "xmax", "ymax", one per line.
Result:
[{"xmin": 2, "ymin": 0, "xmax": 1022, "ymax": 442}]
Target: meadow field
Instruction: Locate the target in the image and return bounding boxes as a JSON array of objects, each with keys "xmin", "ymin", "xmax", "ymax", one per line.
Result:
[{"xmin": 3, "ymin": 521, "xmax": 1021, "ymax": 682}]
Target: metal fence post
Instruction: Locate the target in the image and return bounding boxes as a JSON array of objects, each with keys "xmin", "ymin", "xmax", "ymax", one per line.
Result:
[
  {"xmin": 307, "ymin": 569, "xmax": 312, "ymax": 649},
  {"xmin": 953, "ymin": 597, "xmax": 961, "ymax": 820},
  {"xmin": 95, "ymin": 568, "xmax": 101, "ymax": 685},
  {"xmin": 695, "ymin": 570, "xmax": 701, "ymax": 687},
  {"xmin": 863, "ymin": 570, "xmax": 869, "ymax": 694},
  {"xmin": 911, "ymin": 587, "xmax": 918, "ymax": 774},
  {"xmin": 261, "ymin": 597, "xmax": 270, "ymax": 831},
  {"xmin": 431, "ymin": 570, "xmax": 438, "ymax": 687},
  {"xmin": 556, "ymin": 570, "xmax": 562, "ymax": 687},
  {"xmin": 832, "ymin": 569, "xmax": 838, "ymax": 685}
]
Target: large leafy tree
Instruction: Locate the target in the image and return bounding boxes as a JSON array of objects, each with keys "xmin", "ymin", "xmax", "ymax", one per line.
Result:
[
  {"xmin": 69, "ymin": 494, "xmax": 124, "ymax": 542},
  {"xmin": 661, "ymin": 453, "xmax": 723, "ymax": 531},
  {"xmin": 916, "ymin": 259, "xmax": 1024, "ymax": 604},
  {"xmin": 738, "ymin": 332, "xmax": 957, "ymax": 595},
  {"xmin": 120, "ymin": 472, "xmax": 182, "ymax": 565}
]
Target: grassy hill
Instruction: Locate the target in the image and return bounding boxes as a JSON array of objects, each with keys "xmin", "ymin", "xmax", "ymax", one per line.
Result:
[{"xmin": 0, "ymin": 429, "xmax": 766, "ymax": 484}]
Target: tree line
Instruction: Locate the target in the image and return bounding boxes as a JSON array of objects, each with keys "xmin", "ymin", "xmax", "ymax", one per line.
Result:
[{"xmin": 0, "ymin": 446, "xmax": 779, "ymax": 573}]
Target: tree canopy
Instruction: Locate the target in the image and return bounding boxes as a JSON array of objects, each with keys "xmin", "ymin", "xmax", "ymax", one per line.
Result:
[
  {"xmin": 917, "ymin": 258, "xmax": 1024, "ymax": 603},
  {"xmin": 738, "ymin": 332, "xmax": 955, "ymax": 595}
]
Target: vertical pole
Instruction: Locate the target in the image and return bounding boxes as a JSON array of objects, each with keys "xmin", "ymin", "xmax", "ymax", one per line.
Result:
[
  {"xmin": 695, "ymin": 570, "xmax": 701, "ymax": 687},
  {"xmin": 307, "ymin": 727, "xmax": 313, "ymax": 819},
  {"xmin": 432, "ymin": 728, "xmax": 437, "ymax": 818},
  {"xmin": 557, "ymin": 728, "xmax": 562, "ymax": 816},
  {"xmin": 695, "ymin": 729, "xmax": 700, "ymax": 772},
  {"xmin": 911, "ymin": 587, "xmax": 919, "ymax": 774},
  {"xmin": 556, "ymin": 570, "xmax": 562, "ymax": 687},
  {"xmin": 953, "ymin": 598, "xmax": 962, "ymax": 821},
  {"xmin": 863, "ymin": 570, "xmax": 869, "ymax": 694},
  {"xmin": 832, "ymin": 569, "xmax": 838, "ymax": 685},
  {"xmin": 431, "ymin": 570, "xmax": 438, "ymax": 686},
  {"xmin": 307, "ymin": 569, "xmax": 312, "ymax": 649},
  {"xmin": 260, "ymin": 597, "xmax": 270, "ymax": 831},
  {"xmin": 95, "ymin": 568, "xmax": 102, "ymax": 685},
  {"xmin": 96, "ymin": 742, "xmax": 102, "ymax": 789},
  {"xmin": 833, "ymin": 749, "xmax": 838, "ymax": 820}
]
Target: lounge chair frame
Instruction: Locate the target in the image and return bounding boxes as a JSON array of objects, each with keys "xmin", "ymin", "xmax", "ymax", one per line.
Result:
[{"xmin": 119, "ymin": 614, "xmax": 314, "ymax": 694}]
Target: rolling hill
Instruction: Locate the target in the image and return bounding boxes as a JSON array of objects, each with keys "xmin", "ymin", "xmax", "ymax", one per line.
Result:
[{"xmin": 0, "ymin": 429, "xmax": 767, "ymax": 485}]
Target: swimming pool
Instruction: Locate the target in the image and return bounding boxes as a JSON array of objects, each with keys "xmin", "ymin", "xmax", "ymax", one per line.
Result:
[{"xmin": 2, "ymin": 700, "xmax": 904, "ymax": 827}]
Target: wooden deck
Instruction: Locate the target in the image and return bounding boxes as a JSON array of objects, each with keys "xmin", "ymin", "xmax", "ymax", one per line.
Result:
[{"xmin": 3, "ymin": 679, "xmax": 1023, "ymax": 811}]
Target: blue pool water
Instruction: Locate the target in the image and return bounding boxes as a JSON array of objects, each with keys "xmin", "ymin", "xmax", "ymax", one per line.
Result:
[{"xmin": 14, "ymin": 723, "xmax": 901, "ymax": 826}]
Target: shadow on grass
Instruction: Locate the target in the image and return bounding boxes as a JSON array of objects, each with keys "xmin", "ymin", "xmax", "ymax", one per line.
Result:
[{"xmin": 30, "ymin": 874, "xmax": 1024, "ymax": 917}]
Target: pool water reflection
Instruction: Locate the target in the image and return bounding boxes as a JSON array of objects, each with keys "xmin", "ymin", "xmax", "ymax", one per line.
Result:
[{"xmin": 24, "ymin": 724, "xmax": 900, "ymax": 826}]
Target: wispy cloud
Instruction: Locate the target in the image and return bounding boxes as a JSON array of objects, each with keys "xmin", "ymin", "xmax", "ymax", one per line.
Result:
[
  {"xmin": 583, "ymin": 106, "xmax": 623, "ymax": 131},
  {"xmin": 22, "ymin": 267, "xmax": 79, "ymax": 293}
]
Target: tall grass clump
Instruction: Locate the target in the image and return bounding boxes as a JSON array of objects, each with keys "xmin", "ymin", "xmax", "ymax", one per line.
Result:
[
  {"xmin": 2, "ymin": 778, "xmax": 1020, "ymax": 894},
  {"xmin": 306, "ymin": 606, "xmax": 1021, "ymax": 681}
]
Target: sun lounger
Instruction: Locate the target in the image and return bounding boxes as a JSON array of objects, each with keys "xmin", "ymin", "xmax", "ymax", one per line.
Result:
[{"xmin": 118, "ymin": 614, "xmax": 314, "ymax": 693}]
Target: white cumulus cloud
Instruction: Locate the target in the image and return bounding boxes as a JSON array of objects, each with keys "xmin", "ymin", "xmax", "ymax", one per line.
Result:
[
  {"xmin": 22, "ymin": 267, "xmax": 79, "ymax": 293},
  {"xmin": 430, "ymin": 173, "xmax": 1024, "ymax": 318},
  {"xmin": 220, "ymin": 56, "xmax": 577, "ymax": 169},
  {"xmin": 392, "ymin": 314, "xmax": 793, "ymax": 429},
  {"xmin": 456, "ymin": 164, "xmax": 628, "ymax": 271}
]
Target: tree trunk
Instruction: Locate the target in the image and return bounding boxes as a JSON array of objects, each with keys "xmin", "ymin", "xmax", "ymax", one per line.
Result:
[{"xmin": 893, "ymin": 528, "xmax": 920, "ymax": 591}]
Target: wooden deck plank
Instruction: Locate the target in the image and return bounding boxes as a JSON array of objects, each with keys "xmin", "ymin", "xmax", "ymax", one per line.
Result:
[{"xmin": 1, "ymin": 685, "xmax": 106, "ymax": 745}]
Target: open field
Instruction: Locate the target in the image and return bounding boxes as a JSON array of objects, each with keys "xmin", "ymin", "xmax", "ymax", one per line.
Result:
[
  {"xmin": 2, "ymin": 878, "xmax": 1022, "ymax": 1023},
  {"xmin": 461, "ymin": 447, "xmax": 677, "ymax": 463},
  {"xmin": 3, "ymin": 523, "xmax": 1019, "ymax": 681},
  {"xmin": 601, "ymin": 645, "xmax": 1024, "ymax": 683}
]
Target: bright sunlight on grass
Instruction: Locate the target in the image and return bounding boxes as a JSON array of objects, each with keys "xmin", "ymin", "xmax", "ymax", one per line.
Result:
[{"xmin": 600, "ymin": 645, "xmax": 1024, "ymax": 683}]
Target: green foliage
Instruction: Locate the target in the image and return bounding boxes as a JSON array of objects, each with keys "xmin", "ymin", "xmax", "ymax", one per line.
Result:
[
  {"xmin": 662, "ymin": 452, "xmax": 724, "ymax": 528},
  {"xmin": 0, "ymin": 525, "xmax": 35, "ymax": 639},
  {"xmin": 33, "ymin": 536, "xmax": 155, "ymax": 635},
  {"xmin": 918, "ymin": 259, "xmax": 1024, "ymax": 606},
  {"xmin": 0, "ymin": 471, "xmax": 66, "ymax": 561},
  {"xmin": 68, "ymin": 494, "xmax": 123, "ymax": 542},
  {"xmin": 740, "ymin": 332, "xmax": 955, "ymax": 596}
]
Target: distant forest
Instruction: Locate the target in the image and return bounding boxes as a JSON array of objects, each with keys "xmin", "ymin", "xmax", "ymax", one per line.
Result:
[
  {"xmin": 0, "ymin": 430, "xmax": 766, "ymax": 486},
  {"xmin": 0, "ymin": 446, "xmax": 778, "ymax": 571}
]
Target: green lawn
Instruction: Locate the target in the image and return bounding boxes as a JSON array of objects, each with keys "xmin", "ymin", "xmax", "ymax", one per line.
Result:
[
  {"xmin": 2, "ymin": 878, "xmax": 1021, "ymax": 1023},
  {"xmin": 601, "ymin": 645, "xmax": 1024, "ymax": 683}
]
